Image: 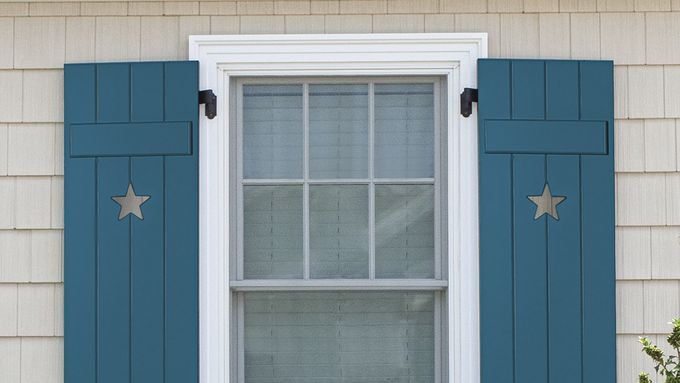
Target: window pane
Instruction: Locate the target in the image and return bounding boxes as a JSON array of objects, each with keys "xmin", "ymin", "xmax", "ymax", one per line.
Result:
[
  {"xmin": 309, "ymin": 185, "xmax": 368, "ymax": 278},
  {"xmin": 309, "ymin": 84, "xmax": 369, "ymax": 179},
  {"xmin": 374, "ymin": 83, "xmax": 434, "ymax": 178},
  {"xmin": 244, "ymin": 291, "xmax": 435, "ymax": 383},
  {"xmin": 243, "ymin": 85, "xmax": 303, "ymax": 179},
  {"xmin": 244, "ymin": 186, "xmax": 303, "ymax": 279},
  {"xmin": 375, "ymin": 185, "xmax": 434, "ymax": 278}
]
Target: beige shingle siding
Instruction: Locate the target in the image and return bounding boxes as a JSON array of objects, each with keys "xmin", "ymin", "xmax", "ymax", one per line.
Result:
[
  {"xmin": 617, "ymin": 280, "xmax": 644, "ymax": 333},
  {"xmin": 81, "ymin": 2, "xmax": 128, "ymax": 16},
  {"xmin": 618, "ymin": 334, "xmax": 657, "ymax": 381},
  {"xmin": 644, "ymin": 280, "xmax": 680, "ymax": 333},
  {"xmin": 0, "ymin": 338, "xmax": 21, "ymax": 382},
  {"xmin": 601, "ymin": 13, "xmax": 646, "ymax": 65},
  {"xmin": 1, "ymin": 1, "xmax": 680, "ymax": 381},
  {"xmin": 20, "ymin": 337, "xmax": 63, "ymax": 383},
  {"xmin": 0, "ymin": 230, "xmax": 62, "ymax": 282},
  {"xmin": 628, "ymin": 66, "xmax": 665, "ymax": 118},
  {"xmin": 0, "ymin": 284, "xmax": 18, "ymax": 336},
  {"xmin": 616, "ymin": 227, "xmax": 652, "ymax": 280},
  {"xmin": 570, "ymin": 13, "xmax": 600, "ymax": 59},
  {"xmin": 617, "ymin": 173, "xmax": 667, "ymax": 226}
]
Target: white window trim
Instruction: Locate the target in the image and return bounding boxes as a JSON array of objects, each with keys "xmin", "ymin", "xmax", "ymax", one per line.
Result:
[{"xmin": 189, "ymin": 33, "xmax": 487, "ymax": 383}]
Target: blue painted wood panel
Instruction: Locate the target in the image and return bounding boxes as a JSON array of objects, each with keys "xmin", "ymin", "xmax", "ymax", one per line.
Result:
[
  {"xmin": 97, "ymin": 157, "xmax": 131, "ymax": 383},
  {"xmin": 131, "ymin": 157, "xmax": 165, "ymax": 383},
  {"xmin": 64, "ymin": 61, "xmax": 199, "ymax": 383},
  {"xmin": 485, "ymin": 120, "xmax": 608, "ymax": 154},
  {"xmin": 479, "ymin": 59, "xmax": 615, "ymax": 383},
  {"xmin": 70, "ymin": 122, "xmax": 192, "ymax": 157},
  {"xmin": 164, "ymin": 61, "xmax": 199, "ymax": 383},
  {"xmin": 580, "ymin": 61, "xmax": 616, "ymax": 383},
  {"xmin": 478, "ymin": 59, "xmax": 514, "ymax": 383},
  {"xmin": 547, "ymin": 155, "xmax": 582, "ymax": 383}
]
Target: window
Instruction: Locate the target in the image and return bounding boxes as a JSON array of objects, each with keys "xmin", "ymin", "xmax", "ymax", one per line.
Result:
[
  {"xmin": 192, "ymin": 33, "xmax": 485, "ymax": 383},
  {"xmin": 230, "ymin": 78, "xmax": 447, "ymax": 382}
]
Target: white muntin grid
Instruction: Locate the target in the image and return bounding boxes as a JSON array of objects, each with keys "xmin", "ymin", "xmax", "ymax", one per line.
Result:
[{"xmin": 231, "ymin": 76, "xmax": 447, "ymax": 383}]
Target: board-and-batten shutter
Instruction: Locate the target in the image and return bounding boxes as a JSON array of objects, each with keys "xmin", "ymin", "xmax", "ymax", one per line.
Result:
[
  {"xmin": 478, "ymin": 59, "xmax": 615, "ymax": 383},
  {"xmin": 64, "ymin": 62, "xmax": 199, "ymax": 383}
]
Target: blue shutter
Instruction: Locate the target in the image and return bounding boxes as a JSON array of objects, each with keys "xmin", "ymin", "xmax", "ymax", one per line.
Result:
[
  {"xmin": 64, "ymin": 62, "xmax": 199, "ymax": 383},
  {"xmin": 478, "ymin": 59, "xmax": 615, "ymax": 383}
]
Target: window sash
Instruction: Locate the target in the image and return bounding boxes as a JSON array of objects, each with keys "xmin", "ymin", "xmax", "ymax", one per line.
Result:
[
  {"xmin": 234, "ymin": 77, "xmax": 445, "ymax": 285},
  {"xmin": 233, "ymin": 290, "xmax": 445, "ymax": 383}
]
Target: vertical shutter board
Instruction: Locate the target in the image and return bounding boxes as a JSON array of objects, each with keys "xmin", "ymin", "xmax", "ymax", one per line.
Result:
[
  {"xmin": 63, "ymin": 63, "xmax": 96, "ymax": 383},
  {"xmin": 131, "ymin": 62, "xmax": 164, "ymax": 122},
  {"xmin": 512, "ymin": 154, "xmax": 548, "ymax": 383},
  {"xmin": 478, "ymin": 60, "xmax": 511, "ymax": 120},
  {"xmin": 164, "ymin": 61, "xmax": 199, "ymax": 383},
  {"xmin": 511, "ymin": 61, "xmax": 549, "ymax": 383},
  {"xmin": 130, "ymin": 159, "xmax": 165, "ymax": 382},
  {"xmin": 97, "ymin": 157, "xmax": 131, "ymax": 383},
  {"xmin": 63, "ymin": 158, "xmax": 96, "ymax": 383},
  {"xmin": 545, "ymin": 63, "xmax": 583, "ymax": 383},
  {"xmin": 96, "ymin": 64, "xmax": 134, "ymax": 383},
  {"xmin": 580, "ymin": 61, "xmax": 616, "ymax": 383},
  {"xmin": 129, "ymin": 62, "xmax": 166, "ymax": 383},
  {"xmin": 478, "ymin": 155, "xmax": 514, "ymax": 383},
  {"xmin": 546, "ymin": 61, "xmax": 579, "ymax": 120},
  {"xmin": 511, "ymin": 61, "xmax": 545, "ymax": 120},
  {"xmin": 64, "ymin": 65, "xmax": 96, "ymax": 124},
  {"xmin": 97, "ymin": 64, "xmax": 131, "ymax": 123},
  {"xmin": 165, "ymin": 61, "xmax": 199, "ymax": 123},
  {"xmin": 478, "ymin": 59, "xmax": 514, "ymax": 383},
  {"xmin": 164, "ymin": 157, "xmax": 199, "ymax": 383},
  {"xmin": 580, "ymin": 61, "xmax": 615, "ymax": 122},
  {"xmin": 547, "ymin": 155, "xmax": 582, "ymax": 383}
]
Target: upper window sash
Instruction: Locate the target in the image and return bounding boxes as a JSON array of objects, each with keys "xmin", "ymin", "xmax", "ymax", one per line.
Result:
[{"xmin": 232, "ymin": 77, "xmax": 446, "ymax": 287}]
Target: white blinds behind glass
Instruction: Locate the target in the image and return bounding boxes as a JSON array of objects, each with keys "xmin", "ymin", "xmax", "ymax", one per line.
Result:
[
  {"xmin": 375, "ymin": 185, "xmax": 435, "ymax": 278},
  {"xmin": 309, "ymin": 84, "xmax": 369, "ymax": 179},
  {"xmin": 243, "ymin": 85, "xmax": 304, "ymax": 179},
  {"xmin": 243, "ymin": 186, "xmax": 303, "ymax": 279},
  {"xmin": 374, "ymin": 84, "xmax": 434, "ymax": 178},
  {"xmin": 244, "ymin": 291, "xmax": 435, "ymax": 383},
  {"xmin": 310, "ymin": 185, "xmax": 369, "ymax": 278}
]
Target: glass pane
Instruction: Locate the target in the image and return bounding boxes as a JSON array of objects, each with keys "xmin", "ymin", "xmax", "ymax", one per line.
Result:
[
  {"xmin": 244, "ymin": 291, "xmax": 435, "ymax": 383},
  {"xmin": 310, "ymin": 185, "xmax": 368, "ymax": 278},
  {"xmin": 374, "ymin": 83, "xmax": 435, "ymax": 178},
  {"xmin": 309, "ymin": 84, "xmax": 369, "ymax": 179},
  {"xmin": 243, "ymin": 186, "xmax": 303, "ymax": 279},
  {"xmin": 243, "ymin": 85, "xmax": 303, "ymax": 179},
  {"xmin": 375, "ymin": 185, "xmax": 434, "ymax": 278}
]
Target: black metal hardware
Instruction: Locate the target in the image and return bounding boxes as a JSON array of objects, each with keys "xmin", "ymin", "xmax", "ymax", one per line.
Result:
[
  {"xmin": 199, "ymin": 89, "xmax": 217, "ymax": 119},
  {"xmin": 460, "ymin": 88, "xmax": 478, "ymax": 118}
]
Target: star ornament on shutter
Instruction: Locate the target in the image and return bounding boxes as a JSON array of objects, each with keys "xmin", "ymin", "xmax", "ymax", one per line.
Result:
[
  {"xmin": 111, "ymin": 183, "xmax": 151, "ymax": 220},
  {"xmin": 527, "ymin": 183, "xmax": 566, "ymax": 221}
]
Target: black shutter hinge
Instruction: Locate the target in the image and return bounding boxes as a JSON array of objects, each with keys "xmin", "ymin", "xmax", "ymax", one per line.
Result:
[
  {"xmin": 460, "ymin": 88, "xmax": 478, "ymax": 118},
  {"xmin": 199, "ymin": 89, "xmax": 217, "ymax": 119}
]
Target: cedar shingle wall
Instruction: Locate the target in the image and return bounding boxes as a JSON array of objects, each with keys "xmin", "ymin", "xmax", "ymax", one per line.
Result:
[{"xmin": 0, "ymin": 0, "xmax": 678, "ymax": 381}]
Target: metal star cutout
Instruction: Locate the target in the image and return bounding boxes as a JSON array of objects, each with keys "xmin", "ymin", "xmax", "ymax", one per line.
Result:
[
  {"xmin": 111, "ymin": 183, "xmax": 151, "ymax": 221},
  {"xmin": 527, "ymin": 183, "xmax": 566, "ymax": 221}
]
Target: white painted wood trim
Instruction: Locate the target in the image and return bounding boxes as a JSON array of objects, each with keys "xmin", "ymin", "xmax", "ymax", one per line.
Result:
[
  {"xmin": 230, "ymin": 279, "xmax": 449, "ymax": 291},
  {"xmin": 190, "ymin": 33, "xmax": 487, "ymax": 383}
]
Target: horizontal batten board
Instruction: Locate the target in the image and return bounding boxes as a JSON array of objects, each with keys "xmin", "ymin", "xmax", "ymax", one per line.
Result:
[
  {"xmin": 485, "ymin": 120, "xmax": 608, "ymax": 154},
  {"xmin": 230, "ymin": 279, "xmax": 448, "ymax": 291},
  {"xmin": 70, "ymin": 122, "xmax": 192, "ymax": 157}
]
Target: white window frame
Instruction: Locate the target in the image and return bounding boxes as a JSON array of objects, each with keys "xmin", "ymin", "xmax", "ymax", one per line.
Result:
[{"xmin": 189, "ymin": 33, "xmax": 487, "ymax": 383}]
